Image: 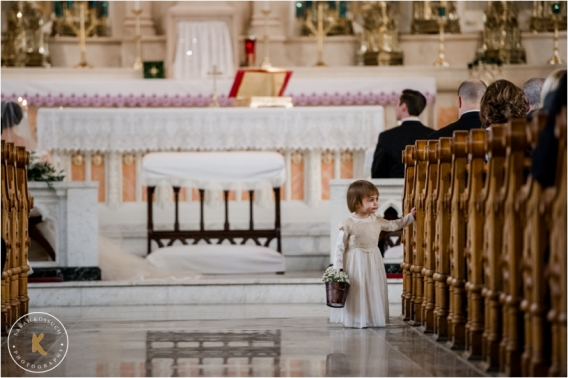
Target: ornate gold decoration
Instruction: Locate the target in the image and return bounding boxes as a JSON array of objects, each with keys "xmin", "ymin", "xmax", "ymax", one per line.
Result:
[
  {"xmin": 477, "ymin": 1, "xmax": 526, "ymax": 64},
  {"xmin": 341, "ymin": 151, "xmax": 352, "ymax": 164},
  {"xmin": 299, "ymin": 1, "xmax": 352, "ymax": 37},
  {"xmin": 411, "ymin": 1, "xmax": 460, "ymax": 34},
  {"xmin": 57, "ymin": 1, "xmax": 105, "ymax": 68},
  {"xmin": 433, "ymin": 9, "xmax": 449, "ymax": 67},
  {"xmin": 123, "ymin": 154, "xmax": 135, "ymax": 166},
  {"xmin": 292, "ymin": 151, "xmax": 303, "ymax": 165},
  {"xmin": 301, "ymin": 2, "xmax": 351, "ymax": 66},
  {"xmin": 72, "ymin": 154, "xmax": 83, "ymax": 166},
  {"xmin": 207, "ymin": 65, "xmax": 222, "ymax": 108},
  {"xmin": 132, "ymin": 9, "xmax": 143, "ymax": 70},
  {"xmin": 530, "ymin": 1, "xmax": 567, "ymax": 32},
  {"xmin": 261, "ymin": 8, "xmax": 272, "ymax": 68},
  {"xmin": 548, "ymin": 2, "xmax": 565, "ymax": 65},
  {"xmin": 354, "ymin": 1, "xmax": 403, "ymax": 66},
  {"xmin": 1, "ymin": 2, "xmax": 51, "ymax": 67},
  {"xmin": 52, "ymin": 1, "xmax": 108, "ymax": 37},
  {"xmin": 322, "ymin": 151, "xmax": 333, "ymax": 165},
  {"xmin": 92, "ymin": 154, "xmax": 103, "ymax": 166}
]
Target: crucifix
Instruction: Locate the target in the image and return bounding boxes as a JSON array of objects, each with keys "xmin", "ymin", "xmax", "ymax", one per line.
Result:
[{"xmin": 207, "ymin": 65, "xmax": 222, "ymax": 107}]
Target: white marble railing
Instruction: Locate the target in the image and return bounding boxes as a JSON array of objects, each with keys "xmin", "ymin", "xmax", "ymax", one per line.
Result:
[
  {"xmin": 329, "ymin": 179, "xmax": 405, "ymax": 264},
  {"xmin": 29, "ymin": 182, "xmax": 99, "ymax": 268}
]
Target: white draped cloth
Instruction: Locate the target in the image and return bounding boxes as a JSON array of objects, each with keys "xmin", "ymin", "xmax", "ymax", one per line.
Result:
[
  {"xmin": 37, "ymin": 107, "xmax": 384, "ymax": 153},
  {"xmin": 173, "ymin": 21, "xmax": 234, "ymax": 80}
]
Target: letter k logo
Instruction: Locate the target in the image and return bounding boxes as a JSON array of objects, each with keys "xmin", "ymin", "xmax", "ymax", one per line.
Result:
[{"xmin": 32, "ymin": 333, "xmax": 47, "ymax": 356}]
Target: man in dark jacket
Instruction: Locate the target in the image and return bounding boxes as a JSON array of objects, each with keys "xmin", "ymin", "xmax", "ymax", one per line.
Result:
[
  {"xmin": 429, "ymin": 79, "xmax": 487, "ymax": 140},
  {"xmin": 371, "ymin": 89, "xmax": 432, "ymax": 178}
]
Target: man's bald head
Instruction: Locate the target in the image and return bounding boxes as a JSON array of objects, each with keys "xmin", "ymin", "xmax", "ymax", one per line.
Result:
[{"xmin": 457, "ymin": 79, "xmax": 487, "ymax": 117}]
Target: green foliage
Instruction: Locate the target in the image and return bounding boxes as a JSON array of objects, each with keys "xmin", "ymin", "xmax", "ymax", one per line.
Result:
[{"xmin": 27, "ymin": 151, "xmax": 65, "ymax": 190}]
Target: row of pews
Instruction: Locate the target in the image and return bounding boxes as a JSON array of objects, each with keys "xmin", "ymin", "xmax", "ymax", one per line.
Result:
[
  {"xmin": 1, "ymin": 141, "xmax": 32, "ymax": 332},
  {"xmin": 401, "ymin": 110, "xmax": 567, "ymax": 376}
]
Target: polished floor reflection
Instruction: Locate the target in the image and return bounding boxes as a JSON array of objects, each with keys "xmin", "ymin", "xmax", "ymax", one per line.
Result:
[{"xmin": 2, "ymin": 304, "xmax": 489, "ymax": 377}]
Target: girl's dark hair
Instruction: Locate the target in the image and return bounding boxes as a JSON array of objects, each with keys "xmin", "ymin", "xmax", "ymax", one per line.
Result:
[{"xmin": 346, "ymin": 180, "xmax": 379, "ymax": 213}]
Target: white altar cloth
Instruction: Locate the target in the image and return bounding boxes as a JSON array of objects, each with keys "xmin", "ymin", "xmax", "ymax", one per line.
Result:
[
  {"xmin": 37, "ymin": 106, "xmax": 384, "ymax": 153},
  {"xmin": 142, "ymin": 151, "xmax": 286, "ymax": 189},
  {"xmin": 3, "ymin": 77, "xmax": 436, "ymax": 108}
]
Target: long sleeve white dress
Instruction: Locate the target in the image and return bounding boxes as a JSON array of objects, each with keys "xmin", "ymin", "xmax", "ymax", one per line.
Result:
[{"xmin": 330, "ymin": 213, "xmax": 415, "ymax": 328}]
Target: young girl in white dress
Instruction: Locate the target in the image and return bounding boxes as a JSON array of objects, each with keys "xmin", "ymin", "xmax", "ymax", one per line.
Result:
[{"xmin": 330, "ymin": 180, "xmax": 416, "ymax": 328}]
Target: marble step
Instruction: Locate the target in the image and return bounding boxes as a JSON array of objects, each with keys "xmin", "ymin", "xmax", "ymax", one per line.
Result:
[{"xmin": 28, "ymin": 274, "xmax": 403, "ymax": 307}]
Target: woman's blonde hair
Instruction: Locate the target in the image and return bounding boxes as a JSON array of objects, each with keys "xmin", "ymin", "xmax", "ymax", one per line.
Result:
[
  {"xmin": 346, "ymin": 180, "xmax": 379, "ymax": 213},
  {"xmin": 480, "ymin": 79, "xmax": 528, "ymax": 128}
]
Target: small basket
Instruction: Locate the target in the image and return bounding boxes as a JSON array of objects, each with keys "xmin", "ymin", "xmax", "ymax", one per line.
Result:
[{"xmin": 325, "ymin": 281, "xmax": 350, "ymax": 308}]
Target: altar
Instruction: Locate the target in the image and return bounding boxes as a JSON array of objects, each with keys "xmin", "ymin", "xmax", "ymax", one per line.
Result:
[{"xmin": 37, "ymin": 106, "xmax": 385, "ymax": 209}]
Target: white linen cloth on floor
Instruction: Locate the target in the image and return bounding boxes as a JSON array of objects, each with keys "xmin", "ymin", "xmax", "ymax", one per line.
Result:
[
  {"xmin": 173, "ymin": 21, "xmax": 234, "ymax": 80},
  {"xmin": 142, "ymin": 151, "xmax": 286, "ymax": 189},
  {"xmin": 36, "ymin": 107, "xmax": 384, "ymax": 153},
  {"xmin": 147, "ymin": 245, "xmax": 286, "ymax": 274},
  {"xmin": 330, "ymin": 214, "xmax": 414, "ymax": 328}
]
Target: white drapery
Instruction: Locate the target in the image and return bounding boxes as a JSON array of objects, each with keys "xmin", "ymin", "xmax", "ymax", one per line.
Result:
[{"xmin": 173, "ymin": 21, "xmax": 234, "ymax": 80}]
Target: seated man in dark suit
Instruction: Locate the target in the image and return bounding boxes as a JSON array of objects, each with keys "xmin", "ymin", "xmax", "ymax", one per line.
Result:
[
  {"xmin": 428, "ymin": 79, "xmax": 487, "ymax": 140},
  {"xmin": 371, "ymin": 89, "xmax": 432, "ymax": 178}
]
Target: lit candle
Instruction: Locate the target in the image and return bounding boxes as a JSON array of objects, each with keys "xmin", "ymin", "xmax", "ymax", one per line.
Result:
[
  {"xmin": 438, "ymin": 5, "xmax": 446, "ymax": 17},
  {"xmin": 54, "ymin": 1, "xmax": 63, "ymax": 17},
  {"xmin": 295, "ymin": 2, "xmax": 304, "ymax": 18},
  {"xmin": 134, "ymin": 1, "xmax": 140, "ymax": 10},
  {"xmin": 339, "ymin": 1, "xmax": 347, "ymax": 18},
  {"xmin": 263, "ymin": 1, "xmax": 269, "ymax": 11},
  {"xmin": 66, "ymin": 1, "xmax": 74, "ymax": 9}
]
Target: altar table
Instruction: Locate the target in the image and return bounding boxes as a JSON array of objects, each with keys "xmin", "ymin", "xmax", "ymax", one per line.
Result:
[{"xmin": 37, "ymin": 106, "xmax": 384, "ymax": 208}]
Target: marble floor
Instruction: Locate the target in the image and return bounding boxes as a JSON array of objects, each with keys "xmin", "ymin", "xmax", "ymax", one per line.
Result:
[{"xmin": 2, "ymin": 304, "xmax": 490, "ymax": 377}]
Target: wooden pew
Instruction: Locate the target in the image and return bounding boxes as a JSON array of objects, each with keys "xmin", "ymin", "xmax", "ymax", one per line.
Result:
[
  {"xmin": 433, "ymin": 137, "xmax": 452, "ymax": 341},
  {"xmin": 499, "ymin": 119, "xmax": 529, "ymax": 375},
  {"xmin": 420, "ymin": 140, "xmax": 438, "ymax": 333},
  {"xmin": 545, "ymin": 107, "xmax": 567, "ymax": 377},
  {"xmin": 16, "ymin": 147, "xmax": 31, "ymax": 316},
  {"xmin": 401, "ymin": 145, "xmax": 416, "ymax": 321},
  {"xmin": 408, "ymin": 140, "xmax": 428, "ymax": 326},
  {"xmin": 447, "ymin": 131, "xmax": 468, "ymax": 349},
  {"xmin": 463, "ymin": 129, "xmax": 488, "ymax": 359},
  {"xmin": 480, "ymin": 124, "xmax": 507, "ymax": 370},
  {"xmin": 519, "ymin": 113, "xmax": 550, "ymax": 376},
  {"xmin": 1, "ymin": 142, "xmax": 31, "ymax": 332}
]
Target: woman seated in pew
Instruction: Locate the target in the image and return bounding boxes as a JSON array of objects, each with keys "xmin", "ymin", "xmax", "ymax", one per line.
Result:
[
  {"xmin": 479, "ymin": 80, "xmax": 528, "ymax": 129},
  {"xmin": 1, "ymin": 101, "xmax": 36, "ymax": 151}
]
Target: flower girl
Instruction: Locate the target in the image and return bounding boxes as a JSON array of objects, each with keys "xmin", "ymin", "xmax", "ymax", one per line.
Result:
[{"xmin": 330, "ymin": 180, "xmax": 416, "ymax": 328}]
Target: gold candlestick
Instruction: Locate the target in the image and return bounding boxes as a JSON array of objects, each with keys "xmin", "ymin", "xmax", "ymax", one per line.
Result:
[
  {"xmin": 208, "ymin": 65, "xmax": 222, "ymax": 108},
  {"xmin": 548, "ymin": 14, "xmax": 564, "ymax": 64},
  {"xmin": 132, "ymin": 9, "xmax": 143, "ymax": 70},
  {"xmin": 62, "ymin": 2, "xmax": 102, "ymax": 68},
  {"xmin": 433, "ymin": 16, "xmax": 450, "ymax": 67},
  {"xmin": 304, "ymin": 2, "xmax": 339, "ymax": 67},
  {"xmin": 261, "ymin": 9, "xmax": 272, "ymax": 68}
]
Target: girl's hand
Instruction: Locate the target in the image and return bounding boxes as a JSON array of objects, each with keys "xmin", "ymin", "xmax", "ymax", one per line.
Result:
[{"xmin": 410, "ymin": 207, "xmax": 416, "ymax": 217}]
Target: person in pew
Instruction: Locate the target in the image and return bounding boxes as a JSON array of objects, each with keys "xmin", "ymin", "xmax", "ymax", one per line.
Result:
[
  {"xmin": 1, "ymin": 101, "xmax": 36, "ymax": 151},
  {"xmin": 531, "ymin": 71, "xmax": 567, "ymax": 188},
  {"xmin": 523, "ymin": 77, "xmax": 545, "ymax": 121},
  {"xmin": 428, "ymin": 79, "xmax": 486, "ymax": 140},
  {"xmin": 480, "ymin": 79, "xmax": 528, "ymax": 129},
  {"xmin": 330, "ymin": 180, "xmax": 416, "ymax": 328},
  {"xmin": 371, "ymin": 89, "xmax": 432, "ymax": 178}
]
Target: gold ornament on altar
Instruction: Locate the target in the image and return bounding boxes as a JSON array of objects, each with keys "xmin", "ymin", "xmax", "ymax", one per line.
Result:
[
  {"xmin": 354, "ymin": 1, "xmax": 403, "ymax": 66},
  {"xmin": 477, "ymin": 1, "xmax": 526, "ymax": 65},
  {"xmin": 530, "ymin": 1, "xmax": 567, "ymax": 32},
  {"xmin": 340, "ymin": 151, "xmax": 352, "ymax": 164},
  {"xmin": 298, "ymin": 1, "xmax": 352, "ymax": 66},
  {"xmin": 322, "ymin": 151, "xmax": 333, "ymax": 165},
  {"xmin": 92, "ymin": 154, "xmax": 103, "ymax": 166},
  {"xmin": 548, "ymin": 2, "xmax": 565, "ymax": 65},
  {"xmin": 292, "ymin": 151, "xmax": 303, "ymax": 165},
  {"xmin": 433, "ymin": 4, "xmax": 449, "ymax": 67},
  {"xmin": 72, "ymin": 154, "xmax": 83, "ymax": 166},
  {"xmin": 1, "ymin": 1, "xmax": 51, "ymax": 67},
  {"xmin": 123, "ymin": 154, "xmax": 135, "ymax": 166},
  {"xmin": 51, "ymin": 1, "xmax": 108, "ymax": 38},
  {"xmin": 411, "ymin": 1, "xmax": 460, "ymax": 34},
  {"xmin": 53, "ymin": 1, "xmax": 107, "ymax": 68}
]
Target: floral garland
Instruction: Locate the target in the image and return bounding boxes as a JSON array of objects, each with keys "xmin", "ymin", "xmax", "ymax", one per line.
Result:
[{"xmin": 27, "ymin": 152, "xmax": 65, "ymax": 190}]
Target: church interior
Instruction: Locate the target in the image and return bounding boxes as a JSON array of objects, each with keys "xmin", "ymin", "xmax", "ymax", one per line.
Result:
[{"xmin": 1, "ymin": 1, "xmax": 567, "ymax": 376}]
